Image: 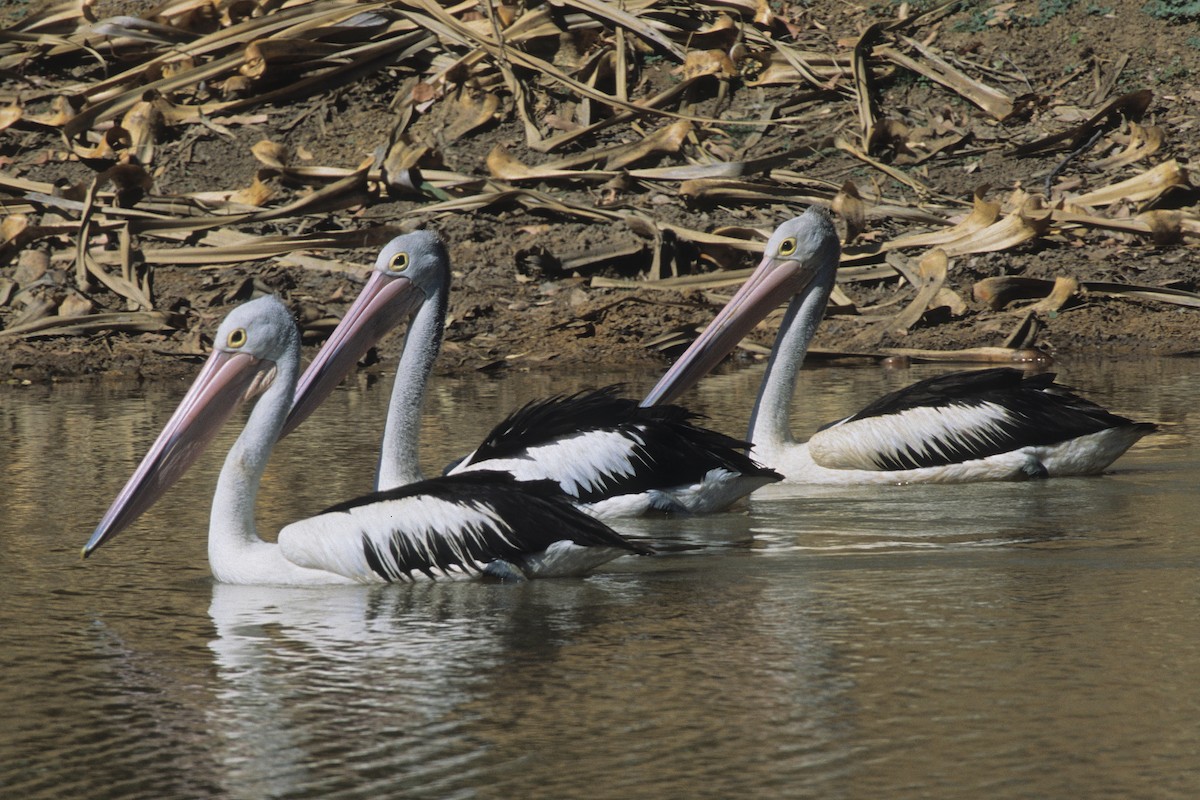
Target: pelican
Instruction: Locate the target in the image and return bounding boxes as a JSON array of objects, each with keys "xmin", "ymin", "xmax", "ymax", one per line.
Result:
[
  {"xmin": 641, "ymin": 206, "xmax": 1156, "ymax": 484},
  {"xmin": 82, "ymin": 296, "xmax": 651, "ymax": 585},
  {"xmin": 281, "ymin": 231, "xmax": 780, "ymax": 518}
]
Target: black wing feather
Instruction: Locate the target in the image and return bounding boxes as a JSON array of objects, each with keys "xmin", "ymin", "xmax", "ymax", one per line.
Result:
[
  {"xmin": 460, "ymin": 385, "xmax": 780, "ymax": 503},
  {"xmin": 322, "ymin": 471, "xmax": 652, "ymax": 582},
  {"xmin": 824, "ymin": 368, "xmax": 1154, "ymax": 471}
]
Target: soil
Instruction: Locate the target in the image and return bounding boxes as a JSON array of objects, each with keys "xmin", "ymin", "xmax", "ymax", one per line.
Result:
[{"xmin": 3, "ymin": 0, "xmax": 1200, "ymax": 385}]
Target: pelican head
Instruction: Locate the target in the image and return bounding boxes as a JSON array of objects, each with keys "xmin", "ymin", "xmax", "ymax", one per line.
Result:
[
  {"xmin": 83, "ymin": 296, "xmax": 299, "ymax": 558},
  {"xmin": 641, "ymin": 206, "xmax": 841, "ymax": 407},
  {"xmin": 281, "ymin": 230, "xmax": 449, "ymax": 438}
]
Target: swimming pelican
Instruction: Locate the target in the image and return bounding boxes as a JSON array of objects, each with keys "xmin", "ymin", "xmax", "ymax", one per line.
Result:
[
  {"xmin": 641, "ymin": 206, "xmax": 1155, "ymax": 484},
  {"xmin": 281, "ymin": 231, "xmax": 780, "ymax": 518},
  {"xmin": 82, "ymin": 296, "xmax": 651, "ymax": 585}
]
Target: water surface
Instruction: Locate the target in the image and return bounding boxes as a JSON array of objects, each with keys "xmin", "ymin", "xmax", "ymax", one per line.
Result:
[{"xmin": 3, "ymin": 358, "xmax": 1198, "ymax": 799}]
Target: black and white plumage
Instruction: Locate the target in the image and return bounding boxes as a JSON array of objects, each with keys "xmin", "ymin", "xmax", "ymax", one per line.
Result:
[
  {"xmin": 282, "ymin": 231, "xmax": 780, "ymax": 518},
  {"xmin": 307, "ymin": 472, "xmax": 650, "ymax": 582},
  {"xmin": 642, "ymin": 207, "xmax": 1156, "ymax": 484},
  {"xmin": 82, "ymin": 296, "xmax": 649, "ymax": 585},
  {"xmin": 451, "ymin": 386, "xmax": 780, "ymax": 515}
]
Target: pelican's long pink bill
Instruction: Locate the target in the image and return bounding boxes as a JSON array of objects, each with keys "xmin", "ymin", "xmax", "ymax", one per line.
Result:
[
  {"xmin": 280, "ymin": 271, "xmax": 423, "ymax": 438},
  {"xmin": 82, "ymin": 350, "xmax": 272, "ymax": 557},
  {"xmin": 641, "ymin": 249, "xmax": 822, "ymax": 408}
]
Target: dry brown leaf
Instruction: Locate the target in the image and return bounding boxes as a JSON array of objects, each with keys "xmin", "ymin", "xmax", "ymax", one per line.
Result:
[
  {"xmin": 0, "ymin": 104, "xmax": 23, "ymax": 132},
  {"xmin": 72, "ymin": 125, "xmax": 132, "ymax": 162},
  {"xmin": 81, "ymin": 228, "xmax": 396, "ymax": 270},
  {"xmin": 975, "ymin": 275, "xmax": 1079, "ymax": 315},
  {"xmin": 9, "ymin": 294, "xmax": 58, "ymax": 329},
  {"xmin": 538, "ymin": 75, "xmax": 703, "ymax": 152},
  {"xmin": 487, "ymin": 146, "xmax": 613, "ymax": 182},
  {"xmin": 1026, "ymin": 276, "xmax": 1079, "ymax": 314},
  {"xmin": 553, "ymin": 242, "xmax": 647, "ymax": 276},
  {"xmin": 976, "ymin": 275, "xmax": 1200, "ymax": 310},
  {"xmin": 975, "ymin": 275, "xmax": 1056, "ymax": 309},
  {"xmin": 939, "ymin": 196, "xmax": 1052, "ymax": 257},
  {"xmin": 686, "ymin": 13, "xmax": 740, "ymax": 49},
  {"xmin": 933, "ymin": 287, "xmax": 967, "ymax": 316},
  {"xmin": 216, "ymin": 75, "xmax": 255, "ymax": 98},
  {"xmin": 23, "ymin": 96, "xmax": 74, "ymax": 127},
  {"xmin": 13, "ymin": 249, "xmax": 49, "ymax": 285},
  {"xmin": 811, "ymin": 345, "xmax": 1052, "ymax": 365},
  {"xmin": 1137, "ymin": 210, "xmax": 1186, "ymax": 245},
  {"xmin": 9, "ymin": 0, "xmax": 1192, "ymax": 350},
  {"xmin": 545, "ymin": 0, "xmax": 686, "ymax": 62},
  {"xmin": 1081, "ymin": 280, "xmax": 1200, "ymax": 308},
  {"xmin": 251, "ymin": 140, "xmax": 291, "ymax": 169},
  {"xmin": 886, "ymin": 247, "xmax": 948, "ymax": 334},
  {"xmin": 1068, "ymin": 160, "xmax": 1190, "ymax": 207},
  {"xmin": 58, "ymin": 292, "xmax": 94, "ymax": 318},
  {"xmin": 604, "ymin": 120, "xmax": 692, "ymax": 170},
  {"xmin": 868, "ymin": 117, "xmax": 913, "ymax": 156},
  {"xmin": 888, "ymin": 187, "xmax": 1001, "ymax": 250},
  {"xmin": 1011, "ymin": 89, "xmax": 1154, "ymax": 157},
  {"xmin": 229, "ymin": 172, "xmax": 277, "ymax": 207},
  {"xmin": 121, "ymin": 96, "xmax": 166, "ymax": 164},
  {"xmin": 833, "ymin": 181, "xmax": 868, "ymax": 242},
  {"xmin": 2, "ymin": 214, "xmax": 30, "ymax": 245},
  {"xmin": 5, "ymin": 0, "xmax": 88, "ymax": 33},
  {"xmin": 0, "ymin": 311, "xmax": 184, "ymax": 340},
  {"xmin": 852, "ymin": 23, "xmax": 887, "ymax": 149},
  {"xmin": 630, "ymin": 163, "xmax": 748, "ymax": 181},
  {"xmin": 746, "ymin": 42, "xmax": 849, "ymax": 87},
  {"xmin": 240, "ymin": 39, "xmax": 342, "ymax": 79},
  {"xmin": 381, "ymin": 141, "xmax": 433, "ymax": 173},
  {"xmin": 576, "ymin": 49, "xmax": 617, "ymax": 128},
  {"xmin": 678, "ymin": 178, "xmax": 832, "ymax": 206},
  {"xmin": 752, "ymin": 0, "xmax": 775, "ymax": 26},
  {"xmin": 413, "ymin": 0, "xmax": 760, "ymax": 147},
  {"xmin": 1091, "ymin": 122, "xmax": 1164, "ymax": 170},
  {"xmin": 443, "ymin": 91, "xmax": 501, "ymax": 144},
  {"xmin": 877, "ymin": 39, "xmax": 1014, "ymax": 120},
  {"xmin": 1002, "ymin": 312, "xmax": 1041, "ymax": 350},
  {"xmin": 835, "ymin": 137, "xmax": 934, "ymax": 198},
  {"xmin": 417, "ymin": 186, "xmax": 626, "ymax": 223},
  {"xmin": 679, "ymin": 49, "xmax": 737, "ymax": 80},
  {"xmin": 97, "ymin": 160, "xmax": 154, "ymax": 199},
  {"xmin": 74, "ymin": 175, "xmax": 153, "ymax": 309},
  {"xmin": 64, "ymin": 51, "xmax": 243, "ymax": 139}
]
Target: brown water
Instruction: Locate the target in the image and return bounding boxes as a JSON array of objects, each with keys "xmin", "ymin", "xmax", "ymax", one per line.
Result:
[{"xmin": 3, "ymin": 358, "xmax": 1199, "ymax": 799}]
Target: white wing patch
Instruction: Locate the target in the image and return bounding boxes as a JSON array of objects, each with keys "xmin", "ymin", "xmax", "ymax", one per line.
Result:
[
  {"xmin": 810, "ymin": 402, "xmax": 1016, "ymax": 471},
  {"xmin": 453, "ymin": 428, "xmax": 648, "ymax": 498},
  {"xmin": 280, "ymin": 495, "xmax": 519, "ymax": 582}
]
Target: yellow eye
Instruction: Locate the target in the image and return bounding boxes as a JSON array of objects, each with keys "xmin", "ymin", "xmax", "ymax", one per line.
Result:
[
  {"xmin": 389, "ymin": 251, "xmax": 409, "ymax": 271},
  {"xmin": 777, "ymin": 237, "xmax": 798, "ymax": 257},
  {"xmin": 227, "ymin": 328, "xmax": 248, "ymax": 348}
]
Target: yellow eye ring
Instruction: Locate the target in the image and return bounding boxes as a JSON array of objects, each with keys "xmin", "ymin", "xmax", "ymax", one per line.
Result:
[
  {"xmin": 778, "ymin": 237, "xmax": 798, "ymax": 257},
  {"xmin": 389, "ymin": 252, "xmax": 409, "ymax": 271},
  {"xmin": 227, "ymin": 328, "xmax": 248, "ymax": 348}
]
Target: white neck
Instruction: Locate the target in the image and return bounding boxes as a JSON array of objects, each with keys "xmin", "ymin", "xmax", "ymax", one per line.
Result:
[
  {"xmin": 746, "ymin": 273, "xmax": 834, "ymax": 450},
  {"xmin": 376, "ymin": 283, "xmax": 446, "ymax": 491},
  {"xmin": 207, "ymin": 343, "xmax": 322, "ymax": 584}
]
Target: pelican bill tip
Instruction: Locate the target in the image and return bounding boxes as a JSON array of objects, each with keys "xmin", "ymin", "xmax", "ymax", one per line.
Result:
[{"xmin": 81, "ymin": 527, "xmax": 109, "ymax": 559}]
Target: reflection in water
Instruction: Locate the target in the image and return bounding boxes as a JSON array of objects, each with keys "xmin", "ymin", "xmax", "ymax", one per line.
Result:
[
  {"xmin": 4, "ymin": 359, "xmax": 1200, "ymax": 798},
  {"xmin": 746, "ymin": 472, "xmax": 1149, "ymax": 552},
  {"xmin": 204, "ymin": 560, "xmax": 856, "ymax": 798},
  {"xmin": 207, "ymin": 583, "xmax": 507, "ymax": 798}
]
